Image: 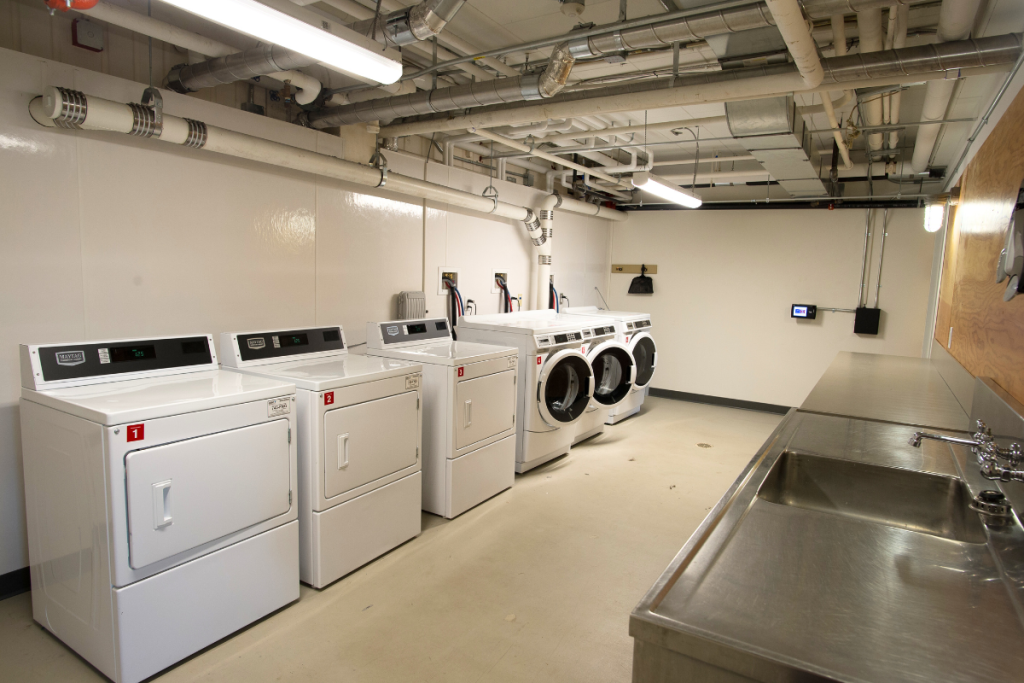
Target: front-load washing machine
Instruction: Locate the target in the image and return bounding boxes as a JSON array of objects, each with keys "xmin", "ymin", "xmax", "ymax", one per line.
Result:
[
  {"xmin": 366, "ymin": 318, "xmax": 517, "ymax": 518},
  {"xmin": 568, "ymin": 322, "xmax": 636, "ymax": 444},
  {"xmin": 19, "ymin": 334, "xmax": 299, "ymax": 683},
  {"xmin": 457, "ymin": 311, "xmax": 596, "ymax": 472},
  {"xmin": 565, "ymin": 307, "xmax": 656, "ymax": 423},
  {"xmin": 220, "ymin": 325, "xmax": 423, "ymax": 588}
]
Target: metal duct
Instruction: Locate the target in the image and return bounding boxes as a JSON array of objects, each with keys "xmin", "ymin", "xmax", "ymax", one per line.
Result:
[
  {"xmin": 378, "ymin": 33, "xmax": 1021, "ymax": 136},
  {"xmin": 168, "ymin": 44, "xmax": 315, "ymax": 93},
  {"xmin": 168, "ymin": 0, "xmax": 467, "ymax": 94},
  {"xmin": 305, "ymin": 41, "xmax": 576, "ymax": 128},
  {"xmin": 347, "ymin": 0, "xmax": 467, "ymax": 46}
]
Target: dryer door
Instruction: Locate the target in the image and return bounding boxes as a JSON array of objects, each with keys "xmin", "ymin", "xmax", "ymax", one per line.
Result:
[
  {"xmin": 323, "ymin": 391, "xmax": 418, "ymax": 500},
  {"xmin": 629, "ymin": 332, "xmax": 657, "ymax": 389},
  {"xmin": 456, "ymin": 369, "xmax": 516, "ymax": 450},
  {"xmin": 587, "ymin": 340, "xmax": 636, "ymax": 408},
  {"xmin": 125, "ymin": 419, "xmax": 291, "ymax": 570},
  {"xmin": 537, "ymin": 349, "xmax": 594, "ymax": 427}
]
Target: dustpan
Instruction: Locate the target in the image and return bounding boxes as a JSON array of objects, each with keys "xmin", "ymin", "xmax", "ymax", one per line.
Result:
[{"xmin": 628, "ymin": 264, "xmax": 654, "ymax": 294}]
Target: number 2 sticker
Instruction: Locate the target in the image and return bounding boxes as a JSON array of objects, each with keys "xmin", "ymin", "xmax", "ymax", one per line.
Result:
[{"xmin": 324, "ymin": 391, "xmax": 335, "ymax": 405}]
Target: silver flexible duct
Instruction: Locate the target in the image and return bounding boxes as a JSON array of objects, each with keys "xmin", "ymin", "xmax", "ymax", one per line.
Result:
[
  {"xmin": 347, "ymin": 0, "xmax": 467, "ymax": 46},
  {"xmin": 168, "ymin": 0, "xmax": 467, "ymax": 94},
  {"xmin": 305, "ymin": 41, "xmax": 575, "ymax": 128},
  {"xmin": 304, "ymin": 0, "xmax": 929, "ymax": 128},
  {"xmin": 376, "ymin": 33, "xmax": 1021, "ymax": 136}
]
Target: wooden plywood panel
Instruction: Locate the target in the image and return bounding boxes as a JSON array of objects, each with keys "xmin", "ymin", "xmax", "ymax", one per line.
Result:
[{"xmin": 939, "ymin": 84, "xmax": 1024, "ymax": 405}]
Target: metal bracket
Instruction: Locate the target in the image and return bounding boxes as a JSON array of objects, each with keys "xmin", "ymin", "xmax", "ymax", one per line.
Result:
[
  {"xmin": 482, "ymin": 184, "xmax": 499, "ymax": 212},
  {"xmin": 371, "ymin": 151, "xmax": 389, "ymax": 188}
]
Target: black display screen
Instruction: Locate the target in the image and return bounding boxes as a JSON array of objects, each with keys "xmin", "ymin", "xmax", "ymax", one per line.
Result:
[
  {"xmin": 110, "ymin": 344, "xmax": 156, "ymax": 363},
  {"xmin": 323, "ymin": 329, "xmax": 340, "ymax": 343},
  {"xmin": 407, "ymin": 323, "xmax": 427, "ymax": 334},
  {"xmin": 435, "ymin": 321, "xmax": 447, "ymax": 331},
  {"xmin": 181, "ymin": 340, "xmax": 206, "ymax": 355},
  {"xmin": 554, "ymin": 334, "xmax": 568, "ymax": 344},
  {"xmin": 280, "ymin": 333, "xmax": 308, "ymax": 347}
]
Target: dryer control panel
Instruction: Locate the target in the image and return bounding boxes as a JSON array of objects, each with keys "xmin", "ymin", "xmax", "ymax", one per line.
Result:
[
  {"xmin": 221, "ymin": 326, "xmax": 347, "ymax": 368},
  {"xmin": 367, "ymin": 318, "xmax": 452, "ymax": 348},
  {"xmin": 21, "ymin": 335, "xmax": 217, "ymax": 390}
]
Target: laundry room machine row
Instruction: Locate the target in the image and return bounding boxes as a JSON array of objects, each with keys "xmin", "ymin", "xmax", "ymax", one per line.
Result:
[
  {"xmin": 20, "ymin": 335, "xmax": 299, "ymax": 683},
  {"xmin": 220, "ymin": 325, "xmax": 423, "ymax": 589},
  {"xmin": 366, "ymin": 318, "xmax": 517, "ymax": 518},
  {"xmin": 570, "ymin": 323, "xmax": 636, "ymax": 444},
  {"xmin": 565, "ymin": 307, "xmax": 657, "ymax": 424}
]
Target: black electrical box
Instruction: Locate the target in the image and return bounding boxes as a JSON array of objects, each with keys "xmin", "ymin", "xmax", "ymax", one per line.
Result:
[
  {"xmin": 854, "ymin": 307, "xmax": 881, "ymax": 335},
  {"xmin": 791, "ymin": 304, "xmax": 817, "ymax": 319}
]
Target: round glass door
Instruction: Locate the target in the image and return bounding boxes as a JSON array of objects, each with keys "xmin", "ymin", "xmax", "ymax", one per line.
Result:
[
  {"xmin": 631, "ymin": 334, "xmax": 657, "ymax": 387},
  {"xmin": 538, "ymin": 351, "xmax": 594, "ymax": 426},
  {"xmin": 589, "ymin": 342, "xmax": 635, "ymax": 407}
]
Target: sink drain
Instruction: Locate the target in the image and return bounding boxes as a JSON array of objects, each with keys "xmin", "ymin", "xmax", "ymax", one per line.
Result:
[{"xmin": 697, "ymin": 443, "xmax": 713, "ymax": 449}]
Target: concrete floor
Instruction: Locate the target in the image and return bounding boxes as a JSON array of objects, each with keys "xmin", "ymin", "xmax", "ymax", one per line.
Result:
[{"xmin": 0, "ymin": 398, "xmax": 783, "ymax": 683}]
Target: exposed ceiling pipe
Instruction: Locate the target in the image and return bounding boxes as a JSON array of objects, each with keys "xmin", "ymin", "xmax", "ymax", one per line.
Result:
[
  {"xmin": 911, "ymin": 0, "xmax": 984, "ymax": 172},
  {"xmin": 378, "ymin": 34, "xmax": 1021, "ymax": 137},
  {"xmin": 471, "ymin": 128, "xmax": 634, "ymax": 190},
  {"xmin": 75, "ymin": 0, "xmax": 322, "ymax": 105},
  {"xmin": 30, "ymin": 87, "xmax": 626, "ymax": 260},
  {"xmin": 169, "ymin": 0, "xmax": 469, "ymax": 98},
  {"xmin": 449, "ymin": 140, "xmax": 553, "ymax": 175},
  {"xmin": 655, "ymin": 153, "xmax": 755, "ymax": 166},
  {"xmin": 857, "ymin": 8, "xmax": 885, "ymax": 150},
  {"xmin": 886, "ymin": 5, "xmax": 909, "ymax": 150}
]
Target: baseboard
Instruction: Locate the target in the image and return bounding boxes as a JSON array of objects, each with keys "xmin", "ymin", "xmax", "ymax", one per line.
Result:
[
  {"xmin": 649, "ymin": 388, "xmax": 792, "ymax": 415},
  {"xmin": 0, "ymin": 567, "xmax": 29, "ymax": 601}
]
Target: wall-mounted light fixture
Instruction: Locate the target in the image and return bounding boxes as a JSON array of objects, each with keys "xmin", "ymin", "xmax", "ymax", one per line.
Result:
[
  {"xmin": 924, "ymin": 197, "xmax": 948, "ymax": 233},
  {"xmin": 157, "ymin": 0, "xmax": 403, "ymax": 84},
  {"xmin": 632, "ymin": 172, "xmax": 702, "ymax": 209}
]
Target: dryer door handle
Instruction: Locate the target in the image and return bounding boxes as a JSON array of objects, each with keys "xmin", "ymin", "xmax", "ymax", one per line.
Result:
[
  {"xmin": 152, "ymin": 480, "xmax": 172, "ymax": 529},
  {"xmin": 464, "ymin": 400, "xmax": 472, "ymax": 428},
  {"xmin": 337, "ymin": 433, "xmax": 350, "ymax": 469}
]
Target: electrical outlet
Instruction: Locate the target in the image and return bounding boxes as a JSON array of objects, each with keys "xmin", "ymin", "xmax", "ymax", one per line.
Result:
[
  {"xmin": 492, "ymin": 270, "xmax": 508, "ymax": 294},
  {"xmin": 438, "ymin": 267, "xmax": 459, "ymax": 295}
]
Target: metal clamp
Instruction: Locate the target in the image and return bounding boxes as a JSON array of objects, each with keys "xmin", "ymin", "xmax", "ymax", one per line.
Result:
[
  {"xmin": 182, "ymin": 119, "xmax": 207, "ymax": 149},
  {"xmin": 53, "ymin": 87, "xmax": 87, "ymax": 129},
  {"xmin": 131, "ymin": 87, "xmax": 164, "ymax": 138},
  {"xmin": 371, "ymin": 151, "xmax": 388, "ymax": 188},
  {"xmin": 482, "ymin": 184, "xmax": 499, "ymax": 212}
]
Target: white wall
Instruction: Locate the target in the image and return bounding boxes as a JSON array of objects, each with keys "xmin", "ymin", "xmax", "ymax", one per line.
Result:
[
  {"xmin": 0, "ymin": 48, "xmax": 612, "ymax": 575},
  {"xmin": 608, "ymin": 208, "xmax": 938, "ymax": 408}
]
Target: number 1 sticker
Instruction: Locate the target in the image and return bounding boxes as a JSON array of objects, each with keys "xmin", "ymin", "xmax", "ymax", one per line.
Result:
[{"xmin": 127, "ymin": 424, "xmax": 144, "ymax": 442}]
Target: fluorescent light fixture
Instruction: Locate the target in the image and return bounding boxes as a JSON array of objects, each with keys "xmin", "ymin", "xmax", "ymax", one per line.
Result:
[
  {"xmin": 632, "ymin": 172, "xmax": 702, "ymax": 209},
  {"xmin": 924, "ymin": 201, "xmax": 946, "ymax": 232},
  {"xmin": 158, "ymin": 0, "xmax": 403, "ymax": 84}
]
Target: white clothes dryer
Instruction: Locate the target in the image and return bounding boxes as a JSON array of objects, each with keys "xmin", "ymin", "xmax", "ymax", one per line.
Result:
[
  {"xmin": 564, "ymin": 307, "xmax": 656, "ymax": 423},
  {"xmin": 220, "ymin": 325, "xmax": 423, "ymax": 588},
  {"xmin": 366, "ymin": 318, "xmax": 517, "ymax": 518},
  {"xmin": 457, "ymin": 311, "xmax": 598, "ymax": 472},
  {"xmin": 19, "ymin": 335, "xmax": 298, "ymax": 683},
  {"xmin": 569, "ymin": 322, "xmax": 636, "ymax": 444}
]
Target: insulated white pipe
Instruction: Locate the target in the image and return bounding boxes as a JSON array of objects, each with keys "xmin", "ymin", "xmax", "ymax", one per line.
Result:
[
  {"xmin": 887, "ymin": 5, "xmax": 909, "ymax": 149},
  {"xmin": 857, "ymin": 9, "xmax": 885, "ymax": 150},
  {"xmin": 911, "ymin": 0, "xmax": 983, "ymax": 172},
  {"xmin": 764, "ymin": 0, "xmax": 823, "ymax": 89},
  {"xmin": 472, "ymin": 127, "xmax": 634, "ymax": 190},
  {"xmin": 78, "ymin": 1, "xmax": 321, "ymax": 105},
  {"xmin": 31, "ymin": 88, "xmax": 627, "ymax": 228},
  {"xmin": 451, "ymin": 140, "xmax": 552, "ymax": 175}
]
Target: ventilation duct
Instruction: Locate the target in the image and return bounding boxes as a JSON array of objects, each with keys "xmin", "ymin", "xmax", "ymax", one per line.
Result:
[
  {"xmin": 304, "ymin": 41, "xmax": 577, "ymax": 128},
  {"xmin": 168, "ymin": 0, "xmax": 466, "ymax": 95},
  {"xmin": 726, "ymin": 95, "xmax": 827, "ymax": 197}
]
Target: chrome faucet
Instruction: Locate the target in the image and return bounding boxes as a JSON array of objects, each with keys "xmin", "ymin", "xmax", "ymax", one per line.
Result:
[{"xmin": 910, "ymin": 420, "xmax": 1024, "ymax": 482}]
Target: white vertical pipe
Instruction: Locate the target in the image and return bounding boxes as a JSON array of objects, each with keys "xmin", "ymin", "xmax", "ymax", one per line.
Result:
[
  {"xmin": 857, "ymin": 9, "xmax": 884, "ymax": 151},
  {"xmin": 888, "ymin": 5, "xmax": 908, "ymax": 149}
]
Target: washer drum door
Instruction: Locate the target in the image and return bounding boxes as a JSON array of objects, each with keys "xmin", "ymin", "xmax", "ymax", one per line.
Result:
[
  {"xmin": 537, "ymin": 349, "xmax": 594, "ymax": 428},
  {"xmin": 629, "ymin": 332, "xmax": 657, "ymax": 391},
  {"xmin": 587, "ymin": 339, "xmax": 636, "ymax": 408}
]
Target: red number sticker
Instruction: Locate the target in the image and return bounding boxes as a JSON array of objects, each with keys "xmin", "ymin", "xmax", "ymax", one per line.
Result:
[
  {"xmin": 458, "ymin": 367, "xmax": 465, "ymax": 377},
  {"xmin": 536, "ymin": 356, "xmax": 542, "ymax": 365},
  {"xmin": 127, "ymin": 424, "xmax": 144, "ymax": 442},
  {"xmin": 324, "ymin": 391, "xmax": 335, "ymax": 405}
]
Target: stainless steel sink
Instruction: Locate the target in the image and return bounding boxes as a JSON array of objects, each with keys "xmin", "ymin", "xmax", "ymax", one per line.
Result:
[{"xmin": 757, "ymin": 450, "xmax": 986, "ymax": 543}]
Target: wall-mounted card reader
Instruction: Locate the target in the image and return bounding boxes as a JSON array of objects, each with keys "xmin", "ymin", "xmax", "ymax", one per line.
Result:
[{"xmin": 791, "ymin": 304, "xmax": 817, "ymax": 319}]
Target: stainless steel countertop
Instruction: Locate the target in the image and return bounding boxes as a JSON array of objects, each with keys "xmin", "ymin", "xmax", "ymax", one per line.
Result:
[
  {"xmin": 800, "ymin": 352, "xmax": 971, "ymax": 432},
  {"xmin": 631, "ymin": 411, "xmax": 1024, "ymax": 683}
]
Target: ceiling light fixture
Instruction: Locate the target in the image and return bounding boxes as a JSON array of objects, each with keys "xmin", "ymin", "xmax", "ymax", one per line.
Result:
[
  {"xmin": 157, "ymin": 0, "xmax": 403, "ymax": 85},
  {"xmin": 632, "ymin": 172, "xmax": 702, "ymax": 209}
]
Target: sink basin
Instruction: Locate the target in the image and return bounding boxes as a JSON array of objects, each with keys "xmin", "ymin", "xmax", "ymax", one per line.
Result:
[{"xmin": 757, "ymin": 451, "xmax": 986, "ymax": 543}]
